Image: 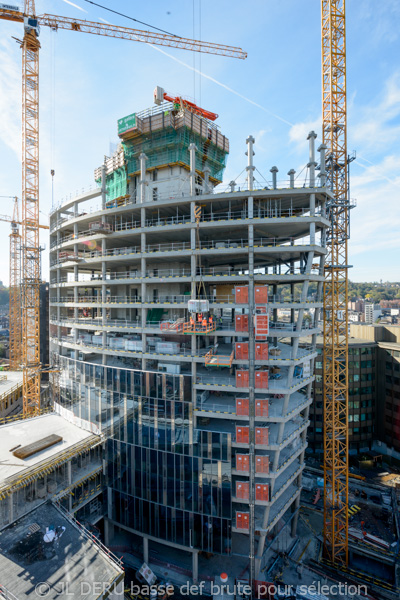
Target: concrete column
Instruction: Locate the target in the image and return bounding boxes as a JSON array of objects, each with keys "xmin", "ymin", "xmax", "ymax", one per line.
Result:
[
  {"xmin": 189, "ymin": 143, "xmax": 197, "ymax": 196},
  {"xmin": 248, "ymin": 196, "xmax": 253, "ymax": 220},
  {"xmin": 73, "ymin": 264, "xmax": 79, "ymax": 332},
  {"xmin": 203, "ymin": 165, "xmax": 210, "ymax": 194},
  {"xmin": 245, "ymin": 135, "xmax": 255, "ymax": 191},
  {"xmin": 9, "ymin": 493, "xmax": 13, "ymax": 523},
  {"xmin": 318, "ymin": 143, "xmax": 327, "ymax": 187},
  {"xmin": 288, "ymin": 169, "xmax": 295, "ymax": 188},
  {"xmin": 104, "ymin": 519, "xmax": 114, "ymax": 546},
  {"xmin": 139, "ymin": 153, "xmax": 148, "ymax": 203},
  {"xmin": 143, "ymin": 536, "xmax": 149, "ymax": 563},
  {"xmin": 307, "ymin": 131, "xmax": 317, "ymax": 188},
  {"xmin": 192, "ymin": 550, "xmax": 199, "ymax": 584},
  {"xmin": 270, "ymin": 166, "xmax": 278, "ymax": 189},
  {"xmin": 101, "ymin": 164, "xmax": 107, "ymax": 210},
  {"xmin": 291, "ymin": 497, "xmax": 300, "ymax": 536}
]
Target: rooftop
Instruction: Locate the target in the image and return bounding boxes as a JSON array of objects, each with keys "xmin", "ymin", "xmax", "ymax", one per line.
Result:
[
  {"xmin": 0, "ymin": 413, "xmax": 97, "ymax": 485},
  {"xmin": 0, "ymin": 502, "xmax": 123, "ymax": 600},
  {"xmin": 0, "ymin": 370, "xmax": 23, "ymax": 398}
]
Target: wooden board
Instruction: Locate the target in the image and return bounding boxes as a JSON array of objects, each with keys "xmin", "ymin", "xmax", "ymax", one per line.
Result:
[{"xmin": 13, "ymin": 434, "xmax": 63, "ymax": 459}]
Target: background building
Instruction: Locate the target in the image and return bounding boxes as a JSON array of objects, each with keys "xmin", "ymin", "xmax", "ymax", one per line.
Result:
[
  {"xmin": 308, "ymin": 336, "xmax": 377, "ymax": 453},
  {"xmin": 350, "ymin": 324, "xmax": 400, "ymax": 455},
  {"xmin": 364, "ymin": 303, "xmax": 382, "ymax": 324}
]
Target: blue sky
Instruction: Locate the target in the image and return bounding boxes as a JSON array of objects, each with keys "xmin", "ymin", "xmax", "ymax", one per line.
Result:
[{"xmin": 0, "ymin": 0, "xmax": 399, "ymax": 284}]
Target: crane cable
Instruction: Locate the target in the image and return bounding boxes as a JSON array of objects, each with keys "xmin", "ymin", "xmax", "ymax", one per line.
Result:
[{"xmin": 81, "ymin": 0, "xmax": 179, "ymax": 38}]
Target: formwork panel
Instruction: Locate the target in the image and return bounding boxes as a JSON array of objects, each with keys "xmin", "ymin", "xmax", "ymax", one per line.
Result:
[
  {"xmin": 236, "ymin": 481, "xmax": 250, "ymax": 500},
  {"xmin": 255, "ymin": 342, "xmax": 268, "ymax": 361},
  {"xmin": 255, "ymin": 399, "xmax": 269, "ymax": 417},
  {"xmin": 236, "ymin": 426, "xmax": 250, "ymax": 444},
  {"xmin": 236, "ymin": 370, "xmax": 250, "ymax": 388},
  {"xmin": 235, "ymin": 286, "xmax": 249, "ymax": 304},
  {"xmin": 236, "ymin": 398, "xmax": 249, "ymax": 416},
  {"xmin": 236, "ymin": 512, "xmax": 249, "ymax": 530},
  {"xmin": 255, "ymin": 483, "xmax": 269, "ymax": 502},
  {"xmin": 235, "ymin": 342, "xmax": 249, "ymax": 360},
  {"xmin": 255, "ymin": 371, "xmax": 268, "ymax": 389},
  {"xmin": 255, "ymin": 286, "xmax": 268, "ymax": 304},
  {"xmin": 255, "ymin": 315, "xmax": 269, "ymax": 339},
  {"xmin": 236, "ymin": 454, "xmax": 250, "ymax": 471},
  {"xmin": 255, "ymin": 456, "xmax": 269, "ymax": 474},
  {"xmin": 255, "ymin": 427, "xmax": 269, "ymax": 445},
  {"xmin": 235, "ymin": 314, "xmax": 249, "ymax": 332}
]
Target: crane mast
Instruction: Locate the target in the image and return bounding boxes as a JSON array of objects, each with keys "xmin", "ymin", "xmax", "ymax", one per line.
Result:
[
  {"xmin": 321, "ymin": 0, "xmax": 349, "ymax": 565},
  {"xmin": 9, "ymin": 198, "xmax": 22, "ymax": 371},
  {"xmin": 21, "ymin": 0, "xmax": 41, "ymax": 414}
]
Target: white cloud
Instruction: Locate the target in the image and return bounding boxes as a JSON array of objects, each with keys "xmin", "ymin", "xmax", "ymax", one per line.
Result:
[
  {"xmin": 349, "ymin": 72, "xmax": 400, "ymax": 152},
  {"xmin": 0, "ymin": 40, "xmax": 21, "ymax": 158},
  {"xmin": 350, "ymin": 155, "xmax": 400, "ymax": 259},
  {"xmin": 60, "ymin": 0, "xmax": 88, "ymax": 13},
  {"xmin": 288, "ymin": 116, "xmax": 321, "ymax": 152}
]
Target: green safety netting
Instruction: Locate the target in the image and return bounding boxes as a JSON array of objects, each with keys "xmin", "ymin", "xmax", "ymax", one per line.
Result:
[
  {"xmin": 123, "ymin": 127, "xmax": 227, "ymax": 182},
  {"xmin": 100, "ymin": 124, "xmax": 228, "ymax": 203}
]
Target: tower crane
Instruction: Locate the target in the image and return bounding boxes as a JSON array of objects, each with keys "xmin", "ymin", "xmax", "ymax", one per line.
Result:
[
  {"xmin": 0, "ymin": 1, "xmax": 246, "ymax": 416},
  {"xmin": 0, "ymin": 198, "xmax": 22, "ymax": 371},
  {"xmin": 0, "ymin": 198, "xmax": 49, "ymax": 371},
  {"xmin": 321, "ymin": 0, "xmax": 350, "ymax": 565}
]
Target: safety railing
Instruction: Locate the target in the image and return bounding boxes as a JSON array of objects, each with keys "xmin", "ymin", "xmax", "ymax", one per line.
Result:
[
  {"xmin": 54, "ymin": 501, "xmax": 123, "ymax": 570},
  {"xmin": 205, "ymin": 350, "xmax": 234, "ymax": 367},
  {"xmin": 56, "ymin": 336, "xmax": 208, "ymax": 358},
  {"xmin": 182, "ymin": 321, "xmax": 217, "ymax": 334},
  {"xmin": 0, "ymin": 584, "xmax": 21, "ymax": 600}
]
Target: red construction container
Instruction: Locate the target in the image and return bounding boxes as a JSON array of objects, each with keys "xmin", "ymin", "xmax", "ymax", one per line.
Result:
[
  {"xmin": 255, "ymin": 427, "xmax": 269, "ymax": 445},
  {"xmin": 255, "ymin": 371, "xmax": 269, "ymax": 389},
  {"xmin": 255, "ymin": 286, "xmax": 268, "ymax": 304},
  {"xmin": 255, "ymin": 314, "xmax": 269, "ymax": 339},
  {"xmin": 255, "ymin": 456, "xmax": 269, "ymax": 474},
  {"xmin": 255, "ymin": 483, "xmax": 269, "ymax": 502},
  {"xmin": 235, "ymin": 286, "xmax": 249, "ymax": 304},
  {"xmin": 235, "ymin": 314, "xmax": 249, "ymax": 332},
  {"xmin": 236, "ymin": 370, "xmax": 249, "ymax": 388},
  {"xmin": 235, "ymin": 342, "xmax": 249, "ymax": 360},
  {"xmin": 236, "ymin": 454, "xmax": 250, "ymax": 472},
  {"xmin": 236, "ymin": 426, "xmax": 250, "ymax": 444},
  {"xmin": 236, "ymin": 481, "xmax": 250, "ymax": 500},
  {"xmin": 255, "ymin": 399, "xmax": 269, "ymax": 417},
  {"xmin": 236, "ymin": 512, "xmax": 249, "ymax": 530},
  {"xmin": 236, "ymin": 398, "xmax": 249, "ymax": 416},
  {"xmin": 255, "ymin": 342, "xmax": 268, "ymax": 360}
]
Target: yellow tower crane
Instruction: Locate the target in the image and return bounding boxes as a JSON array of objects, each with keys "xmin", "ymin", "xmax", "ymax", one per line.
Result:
[
  {"xmin": 0, "ymin": 198, "xmax": 49, "ymax": 372},
  {"xmin": 321, "ymin": 0, "xmax": 350, "ymax": 565},
  {"xmin": 0, "ymin": 1, "xmax": 246, "ymax": 416},
  {"xmin": 0, "ymin": 198, "xmax": 22, "ymax": 371}
]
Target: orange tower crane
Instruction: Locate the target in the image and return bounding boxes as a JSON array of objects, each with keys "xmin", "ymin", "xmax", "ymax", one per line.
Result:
[
  {"xmin": 0, "ymin": 1, "xmax": 246, "ymax": 415},
  {"xmin": 321, "ymin": 0, "xmax": 350, "ymax": 565}
]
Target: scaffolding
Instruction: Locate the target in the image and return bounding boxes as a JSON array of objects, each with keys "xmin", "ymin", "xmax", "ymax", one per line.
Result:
[{"xmin": 96, "ymin": 103, "xmax": 229, "ymax": 203}]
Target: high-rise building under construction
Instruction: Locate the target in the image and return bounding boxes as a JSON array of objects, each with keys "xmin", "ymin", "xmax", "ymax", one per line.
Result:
[{"xmin": 49, "ymin": 92, "xmax": 330, "ymax": 581}]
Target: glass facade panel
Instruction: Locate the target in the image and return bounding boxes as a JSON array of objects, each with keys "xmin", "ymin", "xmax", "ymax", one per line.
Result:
[{"xmin": 57, "ymin": 356, "xmax": 232, "ymax": 554}]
